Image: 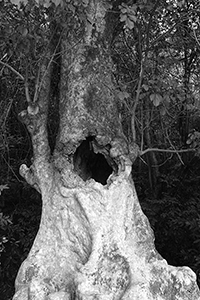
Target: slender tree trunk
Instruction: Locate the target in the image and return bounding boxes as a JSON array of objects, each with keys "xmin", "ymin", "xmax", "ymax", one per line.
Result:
[
  {"xmin": 179, "ymin": 15, "xmax": 191, "ymax": 146},
  {"xmin": 143, "ymin": 99, "xmax": 159, "ymax": 195},
  {"xmin": 13, "ymin": 1, "xmax": 200, "ymax": 299}
]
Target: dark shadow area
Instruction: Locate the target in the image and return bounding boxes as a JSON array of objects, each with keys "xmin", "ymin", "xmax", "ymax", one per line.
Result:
[
  {"xmin": 47, "ymin": 44, "xmax": 61, "ymax": 154},
  {"xmin": 73, "ymin": 136, "xmax": 113, "ymax": 185},
  {"xmin": 0, "ymin": 78, "xmax": 42, "ymax": 299},
  {"xmin": 133, "ymin": 153, "xmax": 200, "ymax": 287},
  {"xmin": 0, "ymin": 184, "xmax": 42, "ymax": 300}
]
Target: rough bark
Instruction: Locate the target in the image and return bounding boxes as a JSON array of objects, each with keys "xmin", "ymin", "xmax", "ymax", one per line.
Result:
[{"xmin": 13, "ymin": 1, "xmax": 200, "ymax": 299}]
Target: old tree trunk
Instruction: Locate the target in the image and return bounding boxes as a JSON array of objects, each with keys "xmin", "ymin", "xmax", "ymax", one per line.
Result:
[{"xmin": 13, "ymin": 1, "xmax": 200, "ymax": 299}]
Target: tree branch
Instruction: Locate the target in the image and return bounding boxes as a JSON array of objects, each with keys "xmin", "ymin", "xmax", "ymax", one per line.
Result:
[
  {"xmin": 131, "ymin": 58, "xmax": 144, "ymax": 142},
  {"xmin": 31, "ymin": 51, "xmax": 52, "ymax": 161},
  {"xmin": 0, "ymin": 60, "xmax": 24, "ymax": 81},
  {"xmin": 19, "ymin": 50, "xmax": 53, "ymax": 192},
  {"xmin": 19, "ymin": 164, "xmax": 41, "ymax": 193},
  {"xmin": 165, "ymin": 129, "xmax": 184, "ymax": 165},
  {"xmin": 140, "ymin": 147, "xmax": 195, "ymax": 156}
]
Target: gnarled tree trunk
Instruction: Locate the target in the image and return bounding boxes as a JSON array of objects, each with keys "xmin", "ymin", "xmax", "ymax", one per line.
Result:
[{"xmin": 13, "ymin": 1, "xmax": 200, "ymax": 299}]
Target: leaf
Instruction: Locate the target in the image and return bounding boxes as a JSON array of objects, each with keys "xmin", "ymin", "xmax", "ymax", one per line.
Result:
[
  {"xmin": 163, "ymin": 94, "xmax": 170, "ymax": 103},
  {"xmin": 139, "ymin": 93, "xmax": 146, "ymax": 99},
  {"xmin": 123, "ymin": 91, "xmax": 130, "ymax": 99},
  {"xmin": 160, "ymin": 106, "xmax": 166, "ymax": 116},
  {"xmin": 130, "ymin": 4, "xmax": 137, "ymax": 12},
  {"xmin": 149, "ymin": 79, "xmax": 156, "ymax": 84},
  {"xmin": 126, "ymin": 18, "xmax": 135, "ymax": 29},
  {"xmin": 0, "ymin": 184, "xmax": 9, "ymax": 196},
  {"xmin": 68, "ymin": 3, "xmax": 76, "ymax": 13},
  {"xmin": 186, "ymin": 104, "xmax": 196, "ymax": 111},
  {"xmin": 118, "ymin": 91, "xmax": 130, "ymax": 101},
  {"xmin": 177, "ymin": 1, "xmax": 184, "ymax": 7},
  {"xmin": 82, "ymin": 0, "xmax": 89, "ymax": 7},
  {"xmin": 150, "ymin": 93, "xmax": 162, "ymax": 107},
  {"xmin": 17, "ymin": 26, "xmax": 28, "ymax": 36},
  {"xmin": 120, "ymin": 14, "xmax": 127, "ymax": 22},
  {"xmin": 142, "ymin": 84, "xmax": 149, "ymax": 91},
  {"xmin": 121, "ymin": 7, "xmax": 127, "ymax": 14},
  {"xmin": 177, "ymin": 93, "xmax": 183, "ymax": 101},
  {"xmin": 36, "ymin": 0, "xmax": 50, "ymax": 7},
  {"xmin": 10, "ymin": 0, "xmax": 27, "ymax": 6},
  {"xmin": 54, "ymin": 0, "xmax": 62, "ymax": 6},
  {"xmin": 22, "ymin": 28, "xmax": 28, "ymax": 37},
  {"xmin": 129, "ymin": 14, "xmax": 137, "ymax": 22},
  {"xmin": 37, "ymin": 0, "xmax": 61, "ymax": 6}
]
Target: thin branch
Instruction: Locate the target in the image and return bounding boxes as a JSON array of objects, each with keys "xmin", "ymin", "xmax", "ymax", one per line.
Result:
[
  {"xmin": 131, "ymin": 58, "xmax": 144, "ymax": 142},
  {"xmin": 36, "ymin": 32, "xmax": 62, "ymax": 102},
  {"xmin": 192, "ymin": 25, "xmax": 200, "ymax": 48},
  {"xmin": 0, "ymin": 60, "xmax": 24, "ymax": 81},
  {"xmin": 165, "ymin": 130, "xmax": 184, "ymax": 165},
  {"xmin": 132, "ymin": 59, "xmax": 144, "ymax": 116},
  {"xmin": 153, "ymin": 154, "xmax": 173, "ymax": 167},
  {"xmin": 140, "ymin": 147, "xmax": 195, "ymax": 156},
  {"xmin": 2, "ymin": 98, "xmax": 14, "ymax": 127},
  {"xmin": 1, "ymin": 155, "xmax": 22, "ymax": 182},
  {"xmin": 131, "ymin": 1, "xmax": 158, "ymax": 143},
  {"xmin": 25, "ymin": 81, "xmax": 32, "ymax": 103},
  {"xmin": 33, "ymin": 64, "xmax": 41, "ymax": 103}
]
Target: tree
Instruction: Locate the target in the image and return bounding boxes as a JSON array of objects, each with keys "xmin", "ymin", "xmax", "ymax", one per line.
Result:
[{"xmin": 1, "ymin": 0, "xmax": 200, "ymax": 299}]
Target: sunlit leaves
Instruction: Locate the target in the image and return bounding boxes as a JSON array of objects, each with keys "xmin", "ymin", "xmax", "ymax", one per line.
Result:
[
  {"xmin": 35, "ymin": 0, "xmax": 62, "ymax": 7},
  {"xmin": 9, "ymin": 0, "xmax": 79, "ymax": 8},
  {"xmin": 9, "ymin": 0, "xmax": 94, "ymax": 8},
  {"xmin": 187, "ymin": 130, "xmax": 200, "ymax": 151},
  {"xmin": 150, "ymin": 93, "xmax": 163, "ymax": 107},
  {"xmin": 0, "ymin": 184, "xmax": 9, "ymax": 196},
  {"xmin": 0, "ymin": 213, "xmax": 12, "ymax": 229},
  {"xmin": 167, "ymin": 0, "xmax": 185, "ymax": 10},
  {"xmin": 11, "ymin": 0, "xmax": 27, "ymax": 6},
  {"xmin": 142, "ymin": 84, "xmax": 149, "ymax": 91},
  {"xmin": 51, "ymin": 0, "xmax": 62, "ymax": 6},
  {"xmin": 119, "ymin": 3, "xmax": 137, "ymax": 29}
]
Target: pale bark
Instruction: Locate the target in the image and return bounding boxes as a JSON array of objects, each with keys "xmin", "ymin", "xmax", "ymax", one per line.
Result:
[
  {"xmin": 13, "ymin": 1, "xmax": 200, "ymax": 299},
  {"xmin": 13, "ymin": 160, "xmax": 200, "ymax": 300}
]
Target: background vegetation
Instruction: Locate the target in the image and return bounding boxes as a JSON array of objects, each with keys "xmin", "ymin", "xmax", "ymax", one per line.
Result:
[{"xmin": 1, "ymin": 0, "xmax": 200, "ymax": 299}]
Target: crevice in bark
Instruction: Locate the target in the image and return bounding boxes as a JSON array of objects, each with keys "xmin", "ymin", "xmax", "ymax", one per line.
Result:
[
  {"xmin": 47, "ymin": 58, "xmax": 61, "ymax": 154},
  {"xmin": 73, "ymin": 136, "xmax": 113, "ymax": 185},
  {"xmin": 47, "ymin": 21, "xmax": 62, "ymax": 154}
]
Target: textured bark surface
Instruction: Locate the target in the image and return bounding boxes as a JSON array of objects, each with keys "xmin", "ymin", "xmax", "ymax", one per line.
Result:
[
  {"xmin": 13, "ymin": 161, "xmax": 200, "ymax": 300},
  {"xmin": 13, "ymin": 0, "xmax": 200, "ymax": 299},
  {"xmin": 55, "ymin": 1, "xmax": 124, "ymax": 157}
]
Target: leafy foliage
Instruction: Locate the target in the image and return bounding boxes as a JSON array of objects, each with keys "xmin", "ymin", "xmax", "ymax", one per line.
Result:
[
  {"xmin": 0, "ymin": 185, "xmax": 9, "ymax": 196},
  {"xmin": 1, "ymin": 0, "xmax": 200, "ymax": 298}
]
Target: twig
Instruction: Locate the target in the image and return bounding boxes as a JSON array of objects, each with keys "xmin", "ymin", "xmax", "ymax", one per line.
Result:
[
  {"xmin": 192, "ymin": 25, "xmax": 200, "ymax": 48},
  {"xmin": 0, "ymin": 60, "xmax": 24, "ymax": 81},
  {"xmin": 25, "ymin": 80, "xmax": 32, "ymax": 103},
  {"xmin": 166, "ymin": 129, "xmax": 184, "ymax": 165},
  {"xmin": 36, "ymin": 32, "xmax": 62, "ymax": 101},
  {"xmin": 1, "ymin": 155, "xmax": 22, "ymax": 182},
  {"xmin": 131, "ymin": 58, "xmax": 144, "ymax": 142},
  {"xmin": 140, "ymin": 147, "xmax": 195, "ymax": 156}
]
